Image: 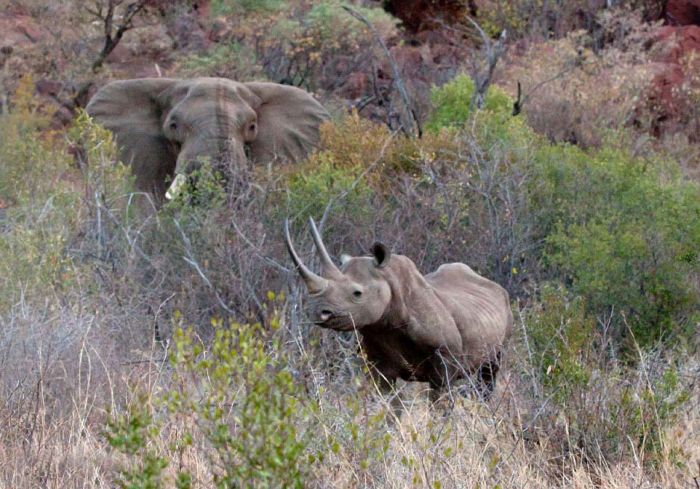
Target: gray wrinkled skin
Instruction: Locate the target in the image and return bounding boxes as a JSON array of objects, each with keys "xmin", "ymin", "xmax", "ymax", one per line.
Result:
[
  {"xmin": 86, "ymin": 77, "xmax": 329, "ymax": 200},
  {"xmin": 286, "ymin": 218, "xmax": 514, "ymax": 406}
]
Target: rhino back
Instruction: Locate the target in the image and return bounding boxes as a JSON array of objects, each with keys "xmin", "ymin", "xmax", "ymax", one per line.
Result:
[{"xmin": 425, "ymin": 263, "xmax": 513, "ymax": 365}]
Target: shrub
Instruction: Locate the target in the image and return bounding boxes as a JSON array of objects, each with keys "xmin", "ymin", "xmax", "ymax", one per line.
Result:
[
  {"xmin": 520, "ymin": 286, "xmax": 692, "ymax": 464},
  {"xmin": 105, "ymin": 403, "xmax": 170, "ymax": 489},
  {"xmin": 212, "ymin": 0, "xmax": 287, "ymax": 15},
  {"xmin": 425, "ymin": 74, "xmax": 512, "ymax": 132},
  {"xmin": 284, "ymin": 151, "xmax": 374, "ymax": 222},
  {"xmin": 175, "ymin": 41, "xmax": 263, "ymax": 80},
  {"xmin": 106, "ymin": 306, "xmax": 312, "ymax": 488},
  {"xmin": 168, "ymin": 311, "xmax": 309, "ymax": 488},
  {"xmin": 0, "ymin": 78, "xmax": 84, "ymax": 307},
  {"xmin": 179, "ymin": 0, "xmax": 399, "ymax": 90},
  {"xmin": 427, "ymin": 72, "xmax": 700, "ymax": 347},
  {"xmin": 538, "ymin": 146, "xmax": 700, "ymax": 347},
  {"xmin": 524, "ymin": 285, "xmax": 595, "ymax": 405},
  {"xmin": 498, "ymin": 18, "xmax": 657, "ymax": 148}
]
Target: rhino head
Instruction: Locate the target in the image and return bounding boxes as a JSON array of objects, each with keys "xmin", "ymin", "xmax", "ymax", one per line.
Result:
[{"xmin": 284, "ymin": 218, "xmax": 392, "ymax": 331}]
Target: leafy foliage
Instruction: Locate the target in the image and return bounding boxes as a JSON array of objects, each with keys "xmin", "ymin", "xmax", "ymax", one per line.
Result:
[
  {"xmin": 522, "ymin": 285, "xmax": 691, "ymax": 463},
  {"xmin": 168, "ymin": 310, "xmax": 309, "ymax": 488},
  {"xmin": 176, "ymin": 0, "xmax": 398, "ymax": 89},
  {"xmin": 536, "ymin": 146, "xmax": 700, "ymax": 346},
  {"xmin": 426, "ymin": 73, "xmax": 700, "ymax": 348},
  {"xmin": 425, "ymin": 74, "xmax": 512, "ymax": 131},
  {"xmin": 284, "ymin": 152, "xmax": 373, "ymax": 222}
]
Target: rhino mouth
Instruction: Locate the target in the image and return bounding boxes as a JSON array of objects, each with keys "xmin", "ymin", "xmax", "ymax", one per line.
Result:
[{"xmin": 315, "ymin": 314, "xmax": 355, "ymax": 331}]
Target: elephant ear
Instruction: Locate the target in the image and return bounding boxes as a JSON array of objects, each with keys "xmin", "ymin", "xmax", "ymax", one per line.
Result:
[
  {"xmin": 243, "ymin": 82, "xmax": 329, "ymax": 164},
  {"xmin": 86, "ymin": 78, "xmax": 179, "ymax": 197}
]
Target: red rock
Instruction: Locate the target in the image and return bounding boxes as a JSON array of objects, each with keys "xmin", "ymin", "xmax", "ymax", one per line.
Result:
[
  {"xmin": 0, "ymin": 12, "xmax": 46, "ymax": 48},
  {"xmin": 647, "ymin": 62, "xmax": 685, "ymax": 105},
  {"xmin": 645, "ymin": 24, "xmax": 700, "ymax": 138},
  {"xmin": 342, "ymin": 72, "xmax": 370, "ymax": 100},
  {"xmin": 654, "ymin": 25, "xmax": 700, "ymax": 63},
  {"xmin": 665, "ymin": 0, "xmax": 700, "ymax": 26},
  {"xmin": 383, "ymin": 0, "xmax": 473, "ymax": 32}
]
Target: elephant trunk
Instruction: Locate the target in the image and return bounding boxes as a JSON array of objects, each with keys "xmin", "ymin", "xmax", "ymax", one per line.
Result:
[
  {"xmin": 167, "ymin": 135, "xmax": 248, "ymax": 199},
  {"xmin": 175, "ymin": 135, "xmax": 248, "ymax": 176}
]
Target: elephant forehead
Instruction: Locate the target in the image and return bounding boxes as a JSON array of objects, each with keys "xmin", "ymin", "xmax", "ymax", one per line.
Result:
[{"xmin": 179, "ymin": 78, "xmax": 253, "ymax": 104}]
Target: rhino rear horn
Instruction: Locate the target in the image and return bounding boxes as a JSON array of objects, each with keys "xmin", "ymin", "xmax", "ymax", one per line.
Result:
[{"xmin": 308, "ymin": 217, "xmax": 343, "ymax": 279}]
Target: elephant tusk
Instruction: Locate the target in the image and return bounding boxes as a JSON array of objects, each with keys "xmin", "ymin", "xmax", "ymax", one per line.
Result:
[{"xmin": 165, "ymin": 174, "xmax": 187, "ymax": 200}]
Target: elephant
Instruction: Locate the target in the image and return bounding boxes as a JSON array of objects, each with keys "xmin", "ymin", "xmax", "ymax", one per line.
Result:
[{"xmin": 86, "ymin": 77, "xmax": 330, "ymax": 200}]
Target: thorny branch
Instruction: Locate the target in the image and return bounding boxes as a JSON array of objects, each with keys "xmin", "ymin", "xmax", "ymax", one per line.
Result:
[
  {"xmin": 173, "ymin": 218, "xmax": 246, "ymax": 319},
  {"xmin": 342, "ymin": 5, "xmax": 422, "ymax": 137},
  {"xmin": 88, "ymin": 0, "xmax": 149, "ymax": 73},
  {"xmin": 465, "ymin": 16, "xmax": 507, "ymax": 111},
  {"xmin": 512, "ymin": 49, "xmax": 586, "ymax": 115}
]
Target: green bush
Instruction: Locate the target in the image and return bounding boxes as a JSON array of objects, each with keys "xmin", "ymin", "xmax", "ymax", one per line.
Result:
[
  {"xmin": 105, "ymin": 403, "xmax": 171, "ymax": 489},
  {"xmin": 425, "ymin": 74, "xmax": 513, "ymax": 132},
  {"xmin": 169, "ymin": 312, "xmax": 309, "ymax": 488},
  {"xmin": 0, "ymin": 81, "xmax": 133, "ymax": 309},
  {"xmin": 522, "ymin": 285, "xmax": 691, "ymax": 464},
  {"xmin": 305, "ymin": 1, "xmax": 398, "ymax": 46},
  {"xmin": 427, "ymin": 72, "xmax": 700, "ymax": 348},
  {"xmin": 211, "ymin": 0, "xmax": 286, "ymax": 15},
  {"xmin": 284, "ymin": 151, "xmax": 374, "ymax": 222},
  {"xmin": 189, "ymin": 0, "xmax": 399, "ymax": 89},
  {"xmin": 176, "ymin": 41, "xmax": 262, "ymax": 80},
  {"xmin": 537, "ymin": 146, "xmax": 700, "ymax": 346},
  {"xmin": 524, "ymin": 285, "xmax": 595, "ymax": 405},
  {"xmin": 107, "ymin": 304, "xmax": 312, "ymax": 488}
]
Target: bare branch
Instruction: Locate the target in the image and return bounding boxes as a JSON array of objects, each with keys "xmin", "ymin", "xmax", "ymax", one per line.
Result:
[
  {"xmin": 512, "ymin": 49, "xmax": 586, "ymax": 116},
  {"xmin": 342, "ymin": 5, "xmax": 422, "ymax": 137},
  {"xmin": 173, "ymin": 219, "xmax": 245, "ymax": 319},
  {"xmin": 465, "ymin": 17, "xmax": 507, "ymax": 111},
  {"xmin": 89, "ymin": 0, "xmax": 149, "ymax": 73}
]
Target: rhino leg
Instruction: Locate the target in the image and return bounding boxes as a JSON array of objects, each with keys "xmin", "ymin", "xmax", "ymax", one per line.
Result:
[
  {"xmin": 428, "ymin": 381, "xmax": 458, "ymax": 416},
  {"xmin": 429, "ymin": 383, "xmax": 444, "ymax": 404},
  {"xmin": 476, "ymin": 355, "xmax": 501, "ymax": 401},
  {"xmin": 368, "ymin": 366, "xmax": 404, "ymax": 422}
]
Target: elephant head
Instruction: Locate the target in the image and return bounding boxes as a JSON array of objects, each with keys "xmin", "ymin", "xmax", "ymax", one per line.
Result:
[{"xmin": 86, "ymin": 77, "xmax": 329, "ymax": 199}]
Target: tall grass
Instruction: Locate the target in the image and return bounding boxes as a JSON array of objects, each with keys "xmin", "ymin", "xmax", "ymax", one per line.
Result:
[{"xmin": 0, "ymin": 80, "xmax": 698, "ymax": 488}]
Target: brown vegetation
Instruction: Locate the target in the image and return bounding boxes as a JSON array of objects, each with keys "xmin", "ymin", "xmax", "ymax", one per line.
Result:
[{"xmin": 1, "ymin": 1, "xmax": 700, "ymax": 488}]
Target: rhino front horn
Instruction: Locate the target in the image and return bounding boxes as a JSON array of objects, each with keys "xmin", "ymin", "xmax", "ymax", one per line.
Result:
[{"xmin": 284, "ymin": 219, "xmax": 328, "ymax": 295}]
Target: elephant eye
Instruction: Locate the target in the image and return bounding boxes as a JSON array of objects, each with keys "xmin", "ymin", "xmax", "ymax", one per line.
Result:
[{"xmin": 248, "ymin": 123, "xmax": 256, "ymax": 132}]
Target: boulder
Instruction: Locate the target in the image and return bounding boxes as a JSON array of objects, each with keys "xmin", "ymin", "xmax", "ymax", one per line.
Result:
[
  {"xmin": 666, "ymin": 0, "xmax": 700, "ymax": 26},
  {"xmin": 646, "ymin": 25, "xmax": 700, "ymax": 138},
  {"xmin": 382, "ymin": 0, "xmax": 474, "ymax": 32},
  {"xmin": 0, "ymin": 12, "xmax": 46, "ymax": 50}
]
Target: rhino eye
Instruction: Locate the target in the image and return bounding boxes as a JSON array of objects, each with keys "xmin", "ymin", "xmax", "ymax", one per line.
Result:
[{"xmin": 353, "ymin": 290, "xmax": 362, "ymax": 298}]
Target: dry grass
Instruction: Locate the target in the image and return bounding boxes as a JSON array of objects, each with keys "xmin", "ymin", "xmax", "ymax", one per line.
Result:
[{"xmin": 1, "ymin": 293, "xmax": 698, "ymax": 488}]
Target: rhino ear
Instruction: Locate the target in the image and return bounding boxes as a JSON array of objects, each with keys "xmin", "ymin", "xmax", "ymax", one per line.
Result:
[
  {"xmin": 243, "ymin": 82, "xmax": 329, "ymax": 164},
  {"xmin": 371, "ymin": 242, "xmax": 391, "ymax": 268},
  {"xmin": 86, "ymin": 78, "xmax": 179, "ymax": 197}
]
